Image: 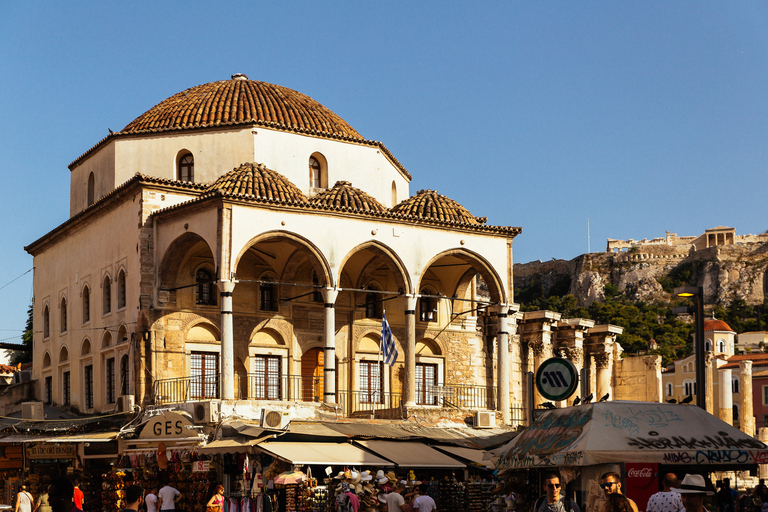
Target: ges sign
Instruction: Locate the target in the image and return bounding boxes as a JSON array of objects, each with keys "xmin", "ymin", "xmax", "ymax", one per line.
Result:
[{"xmin": 139, "ymin": 411, "xmax": 198, "ymax": 439}]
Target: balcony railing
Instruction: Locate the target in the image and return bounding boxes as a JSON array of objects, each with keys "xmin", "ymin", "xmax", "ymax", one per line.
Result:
[
  {"xmin": 425, "ymin": 384, "xmax": 497, "ymax": 410},
  {"xmin": 336, "ymin": 390, "xmax": 403, "ymax": 416},
  {"xmin": 153, "ymin": 373, "xmax": 323, "ymax": 404}
]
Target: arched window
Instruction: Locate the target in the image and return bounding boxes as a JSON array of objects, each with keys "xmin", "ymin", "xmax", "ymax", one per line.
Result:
[
  {"xmin": 391, "ymin": 181, "xmax": 397, "ymax": 207},
  {"xmin": 43, "ymin": 305, "xmax": 50, "ymax": 339},
  {"xmin": 117, "ymin": 269, "xmax": 126, "ymax": 309},
  {"xmin": 260, "ymin": 275, "xmax": 278, "ymax": 312},
  {"xmin": 87, "ymin": 173, "xmax": 95, "ymax": 206},
  {"xmin": 666, "ymin": 383, "xmax": 673, "ymax": 396},
  {"xmin": 705, "ymin": 341, "xmax": 711, "ymax": 352},
  {"xmin": 82, "ymin": 286, "xmax": 90, "ymax": 324},
  {"xmin": 684, "ymin": 379, "xmax": 694, "ymax": 396},
  {"xmin": 308, "ymin": 153, "xmax": 327, "ymax": 189},
  {"xmin": 60, "ymin": 298, "xmax": 67, "ymax": 333},
  {"xmin": 120, "ymin": 354, "xmax": 130, "ymax": 396},
  {"xmin": 103, "ymin": 275, "xmax": 112, "ymax": 314},
  {"xmin": 196, "ymin": 268, "xmax": 216, "ymax": 305},
  {"xmin": 733, "ymin": 377, "xmax": 740, "ymax": 394},
  {"xmin": 418, "ymin": 288, "xmax": 438, "ymax": 322},
  {"xmin": 733, "ymin": 403, "xmax": 740, "ymax": 421},
  {"xmin": 365, "ymin": 283, "xmax": 382, "ymax": 319},
  {"xmin": 178, "ymin": 153, "xmax": 194, "ymax": 183},
  {"xmin": 717, "ymin": 339, "xmax": 725, "ymax": 353}
]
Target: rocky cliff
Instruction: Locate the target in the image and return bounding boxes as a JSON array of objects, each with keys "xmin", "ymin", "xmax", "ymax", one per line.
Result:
[{"xmin": 514, "ymin": 242, "xmax": 768, "ymax": 307}]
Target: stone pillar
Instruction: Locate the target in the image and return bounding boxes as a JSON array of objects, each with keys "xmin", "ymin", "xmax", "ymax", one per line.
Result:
[
  {"xmin": 531, "ymin": 341, "xmax": 546, "ymax": 405},
  {"xmin": 403, "ymin": 295, "xmax": 417, "ymax": 407},
  {"xmin": 718, "ymin": 368, "xmax": 733, "ymax": 425},
  {"xmin": 740, "ymin": 360, "xmax": 755, "ymax": 436},
  {"xmin": 496, "ymin": 305, "xmax": 511, "ymax": 424},
  {"xmin": 218, "ymin": 280, "xmax": 236, "ymax": 400},
  {"xmin": 322, "ymin": 288, "xmax": 339, "ymax": 405},
  {"xmin": 644, "ymin": 356, "xmax": 662, "ymax": 403},
  {"xmin": 595, "ymin": 352, "xmax": 611, "ymax": 400},
  {"xmin": 561, "ymin": 347, "xmax": 584, "ymax": 406},
  {"xmin": 705, "ymin": 351, "xmax": 715, "ymax": 414}
]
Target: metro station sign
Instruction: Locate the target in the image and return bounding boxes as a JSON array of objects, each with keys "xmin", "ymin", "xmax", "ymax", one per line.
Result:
[{"xmin": 535, "ymin": 357, "xmax": 579, "ymax": 401}]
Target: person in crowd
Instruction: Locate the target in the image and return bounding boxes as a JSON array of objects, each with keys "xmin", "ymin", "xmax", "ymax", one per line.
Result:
[
  {"xmin": 671, "ymin": 474, "xmax": 715, "ymax": 512},
  {"xmin": 757, "ymin": 481, "xmax": 768, "ymax": 504},
  {"xmin": 32, "ymin": 488, "xmax": 52, "ymax": 512},
  {"xmin": 646, "ymin": 473, "xmax": 683, "ymax": 512},
  {"xmin": 15, "ymin": 484, "xmax": 33, "ymax": 512},
  {"xmin": 601, "ymin": 472, "xmax": 638, "ymax": 512},
  {"xmin": 158, "ymin": 481, "xmax": 182, "ymax": 512},
  {"xmin": 123, "ymin": 485, "xmax": 144, "ymax": 512},
  {"xmin": 48, "ymin": 477, "xmax": 81, "ymax": 512},
  {"xmin": 72, "ymin": 480, "xmax": 83, "ymax": 511},
  {"xmin": 716, "ymin": 478, "xmax": 739, "ymax": 512},
  {"xmin": 145, "ymin": 487, "xmax": 159, "ymax": 512},
  {"xmin": 386, "ymin": 483, "xmax": 407, "ymax": 512},
  {"xmin": 412, "ymin": 484, "xmax": 437, "ymax": 512},
  {"xmin": 605, "ymin": 494, "xmax": 634, "ymax": 512},
  {"xmin": 207, "ymin": 485, "xmax": 225, "ymax": 511},
  {"xmin": 737, "ymin": 488, "xmax": 754, "ymax": 512},
  {"xmin": 533, "ymin": 472, "xmax": 581, "ymax": 512}
]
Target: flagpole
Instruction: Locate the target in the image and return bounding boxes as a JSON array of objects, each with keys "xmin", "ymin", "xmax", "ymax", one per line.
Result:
[{"xmin": 374, "ymin": 309, "xmax": 385, "ymax": 419}]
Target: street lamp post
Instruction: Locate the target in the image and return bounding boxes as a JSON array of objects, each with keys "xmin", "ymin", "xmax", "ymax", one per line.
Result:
[{"xmin": 674, "ymin": 286, "xmax": 705, "ymax": 410}]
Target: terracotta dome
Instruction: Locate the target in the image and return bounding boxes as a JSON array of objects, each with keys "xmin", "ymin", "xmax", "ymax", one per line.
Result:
[
  {"xmin": 391, "ymin": 189, "xmax": 481, "ymax": 224},
  {"xmin": 208, "ymin": 162, "xmax": 307, "ymax": 203},
  {"xmin": 308, "ymin": 181, "xmax": 386, "ymax": 213},
  {"xmin": 121, "ymin": 74, "xmax": 363, "ymax": 140},
  {"xmin": 704, "ymin": 319, "xmax": 734, "ymax": 332}
]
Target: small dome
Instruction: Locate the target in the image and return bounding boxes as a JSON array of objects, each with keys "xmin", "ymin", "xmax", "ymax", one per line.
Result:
[
  {"xmin": 121, "ymin": 76, "xmax": 363, "ymax": 140},
  {"xmin": 308, "ymin": 181, "xmax": 386, "ymax": 213},
  {"xmin": 391, "ymin": 189, "xmax": 480, "ymax": 224},
  {"xmin": 705, "ymin": 319, "xmax": 734, "ymax": 332},
  {"xmin": 208, "ymin": 162, "xmax": 307, "ymax": 203}
]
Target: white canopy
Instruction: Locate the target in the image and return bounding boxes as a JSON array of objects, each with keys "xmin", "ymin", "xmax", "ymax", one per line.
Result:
[{"xmin": 496, "ymin": 401, "xmax": 768, "ymax": 468}]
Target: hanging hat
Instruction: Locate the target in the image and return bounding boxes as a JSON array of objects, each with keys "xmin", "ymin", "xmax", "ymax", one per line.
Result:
[
  {"xmin": 376, "ymin": 470, "xmax": 386, "ymax": 479},
  {"xmin": 363, "ymin": 483, "xmax": 376, "ymax": 494},
  {"xmin": 378, "ymin": 492, "xmax": 388, "ymax": 504},
  {"xmin": 350, "ymin": 469, "xmax": 360, "ymax": 482},
  {"xmin": 361, "ymin": 470, "xmax": 373, "ymax": 482},
  {"xmin": 671, "ymin": 474, "xmax": 714, "ymax": 495},
  {"xmin": 386, "ymin": 471, "xmax": 397, "ymax": 482},
  {"xmin": 378, "ymin": 475, "xmax": 389, "ymax": 485},
  {"xmin": 334, "ymin": 471, "xmax": 347, "ymax": 479}
]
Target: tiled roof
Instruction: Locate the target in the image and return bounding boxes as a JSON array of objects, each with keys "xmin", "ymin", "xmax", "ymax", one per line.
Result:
[
  {"xmin": 391, "ymin": 189, "xmax": 482, "ymax": 224},
  {"xmin": 705, "ymin": 319, "xmax": 734, "ymax": 332},
  {"xmin": 720, "ymin": 352, "xmax": 768, "ymax": 369},
  {"xmin": 121, "ymin": 75, "xmax": 363, "ymax": 140},
  {"xmin": 308, "ymin": 181, "xmax": 386, "ymax": 213},
  {"xmin": 207, "ymin": 162, "xmax": 307, "ymax": 203}
]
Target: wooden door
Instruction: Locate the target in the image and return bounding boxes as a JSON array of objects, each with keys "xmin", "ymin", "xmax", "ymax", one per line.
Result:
[{"xmin": 301, "ymin": 348, "xmax": 324, "ymax": 402}]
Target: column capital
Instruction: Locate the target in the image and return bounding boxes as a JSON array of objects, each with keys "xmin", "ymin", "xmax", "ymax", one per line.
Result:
[
  {"xmin": 494, "ymin": 304, "xmax": 511, "ymax": 316},
  {"xmin": 740, "ymin": 360, "xmax": 753, "ymax": 375},
  {"xmin": 217, "ymin": 280, "xmax": 236, "ymax": 294},
  {"xmin": 321, "ymin": 287, "xmax": 339, "ymax": 304},
  {"xmin": 405, "ymin": 295, "xmax": 418, "ymax": 310}
]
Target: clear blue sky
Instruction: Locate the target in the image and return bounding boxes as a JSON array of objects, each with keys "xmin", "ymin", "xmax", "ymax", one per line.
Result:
[{"xmin": 1, "ymin": 2, "xmax": 767, "ymax": 342}]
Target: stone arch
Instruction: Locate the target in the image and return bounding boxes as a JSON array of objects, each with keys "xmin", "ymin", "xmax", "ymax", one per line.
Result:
[
  {"xmin": 102, "ymin": 331, "xmax": 113, "ymax": 349},
  {"xmin": 158, "ymin": 232, "xmax": 217, "ymax": 294},
  {"xmin": 250, "ymin": 328, "xmax": 286, "ymax": 346},
  {"xmin": 59, "ymin": 345, "xmax": 69, "ymax": 363},
  {"xmin": 80, "ymin": 338, "xmax": 91, "ymax": 356},
  {"xmin": 43, "ymin": 352, "xmax": 52, "ymax": 368},
  {"xmin": 186, "ymin": 321, "xmax": 221, "ymax": 343},
  {"xmin": 415, "ymin": 338, "xmax": 443, "ymax": 356},
  {"xmin": 116, "ymin": 325, "xmax": 129, "ymax": 345},
  {"xmin": 419, "ymin": 248, "xmax": 506, "ymax": 304},
  {"xmin": 353, "ymin": 328, "xmax": 403, "ymax": 354},
  {"xmin": 235, "ymin": 231, "xmax": 332, "ymax": 287},
  {"xmin": 338, "ymin": 240, "xmax": 412, "ymax": 295}
]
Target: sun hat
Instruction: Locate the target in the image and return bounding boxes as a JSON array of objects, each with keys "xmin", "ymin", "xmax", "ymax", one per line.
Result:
[
  {"xmin": 376, "ymin": 470, "xmax": 386, "ymax": 479},
  {"xmin": 377, "ymin": 492, "xmax": 388, "ymax": 504},
  {"xmin": 671, "ymin": 474, "xmax": 714, "ymax": 495},
  {"xmin": 361, "ymin": 470, "xmax": 373, "ymax": 482}
]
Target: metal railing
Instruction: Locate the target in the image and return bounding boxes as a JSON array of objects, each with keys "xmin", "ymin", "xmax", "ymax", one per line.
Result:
[
  {"xmin": 153, "ymin": 373, "xmax": 323, "ymax": 404},
  {"xmin": 336, "ymin": 390, "xmax": 402, "ymax": 416},
  {"xmin": 427, "ymin": 384, "xmax": 497, "ymax": 410}
]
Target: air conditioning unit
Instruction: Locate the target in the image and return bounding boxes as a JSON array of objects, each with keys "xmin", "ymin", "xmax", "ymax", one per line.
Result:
[
  {"xmin": 262, "ymin": 408, "xmax": 291, "ymax": 429},
  {"xmin": 474, "ymin": 410, "xmax": 496, "ymax": 429},
  {"xmin": 192, "ymin": 400, "xmax": 220, "ymax": 423},
  {"xmin": 118, "ymin": 395, "xmax": 135, "ymax": 413},
  {"xmin": 22, "ymin": 402, "xmax": 44, "ymax": 421}
]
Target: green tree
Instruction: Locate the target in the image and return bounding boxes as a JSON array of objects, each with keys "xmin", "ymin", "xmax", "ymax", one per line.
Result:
[{"xmin": 9, "ymin": 303, "xmax": 33, "ymax": 365}]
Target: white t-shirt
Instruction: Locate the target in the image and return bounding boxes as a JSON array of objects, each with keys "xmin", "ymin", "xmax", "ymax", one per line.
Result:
[
  {"xmin": 413, "ymin": 495, "xmax": 437, "ymax": 512},
  {"xmin": 145, "ymin": 493, "xmax": 159, "ymax": 512},
  {"xmin": 386, "ymin": 492, "xmax": 405, "ymax": 512},
  {"xmin": 158, "ymin": 486, "xmax": 180, "ymax": 510}
]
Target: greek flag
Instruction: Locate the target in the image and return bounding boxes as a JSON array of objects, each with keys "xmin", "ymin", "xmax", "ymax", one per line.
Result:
[{"xmin": 381, "ymin": 312, "xmax": 398, "ymax": 366}]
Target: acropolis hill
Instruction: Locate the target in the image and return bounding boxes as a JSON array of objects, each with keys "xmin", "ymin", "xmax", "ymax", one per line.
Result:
[{"xmin": 514, "ymin": 226, "xmax": 768, "ymax": 307}]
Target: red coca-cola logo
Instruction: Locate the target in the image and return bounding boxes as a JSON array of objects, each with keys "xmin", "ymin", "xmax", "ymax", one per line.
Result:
[{"xmin": 627, "ymin": 468, "xmax": 653, "ymax": 478}]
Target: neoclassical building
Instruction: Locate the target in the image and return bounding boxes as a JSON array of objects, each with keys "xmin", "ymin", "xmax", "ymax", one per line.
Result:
[{"xmin": 26, "ymin": 75, "xmax": 645, "ymax": 427}]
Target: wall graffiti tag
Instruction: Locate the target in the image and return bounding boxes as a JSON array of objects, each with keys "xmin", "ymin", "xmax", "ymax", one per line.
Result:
[
  {"xmin": 602, "ymin": 405, "xmax": 683, "ymax": 436},
  {"xmin": 627, "ymin": 431, "xmax": 766, "ymax": 451}
]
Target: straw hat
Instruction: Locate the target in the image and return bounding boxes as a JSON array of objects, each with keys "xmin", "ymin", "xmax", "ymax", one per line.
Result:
[
  {"xmin": 334, "ymin": 471, "xmax": 347, "ymax": 480},
  {"xmin": 671, "ymin": 474, "xmax": 714, "ymax": 495},
  {"xmin": 363, "ymin": 483, "xmax": 376, "ymax": 494},
  {"xmin": 354, "ymin": 483, "xmax": 363, "ymax": 494}
]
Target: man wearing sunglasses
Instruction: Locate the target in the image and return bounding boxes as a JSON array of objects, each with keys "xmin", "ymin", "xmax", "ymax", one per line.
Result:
[
  {"xmin": 534, "ymin": 473, "xmax": 580, "ymax": 512},
  {"xmin": 600, "ymin": 472, "xmax": 639, "ymax": 512}
]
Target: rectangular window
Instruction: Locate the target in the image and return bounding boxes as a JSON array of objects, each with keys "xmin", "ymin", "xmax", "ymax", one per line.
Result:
[
  {"xmin": 63, "ymin": 371, "xmax": 70, "ymax": 406},
  {"xmin": 120, "ymin": 356, "xmax": 129, "ymax": 396},
  {"xmin": 763, "ymin": 386, "xmax": 768, "ymax": 406},
  {"xmin": 764, "ymin": 415, "xmax": 768, "ymax": 428},
  {"xmin": 415, "ymin": 363, "xmax": 438, "ymax": 405},
  {"xmin": 84, "ymin": 365, "xmax": 94, "ymax": 409},
  {"xmin": 260, "ymin": 283, "xmax": 278, "ymax": 311},
  {"xmin": 253, "ymin": 355, "xmax": 281, "ymax": 400},
  {"xmin": 359, "ymin": 361, "xmax": 383, "ymax": 404},
  {"xmin": 191, "ymin": 352, "xmax": 219, "ymax": 400},
  {"xmin": 106, "ymin": 357, "xmax": 116, "ymax": 404},
  {"xmin": 44, "ymin": 376, "xmax": 52, "ymax": 404}
]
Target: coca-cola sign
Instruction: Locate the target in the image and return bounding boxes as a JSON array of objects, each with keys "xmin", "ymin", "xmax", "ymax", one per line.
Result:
[{"xmin": 627, "ymin": 467, "xmax": 653, "ymax": 478}]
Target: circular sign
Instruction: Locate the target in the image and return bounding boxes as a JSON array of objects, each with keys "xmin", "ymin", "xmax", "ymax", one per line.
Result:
[{"xmin": 535, "ymin": 357, "xmax": 579, "ymax": 401}]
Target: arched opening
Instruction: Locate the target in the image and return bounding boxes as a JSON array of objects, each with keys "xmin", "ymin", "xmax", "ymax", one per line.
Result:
[
  {"xmin": 196, "ymin": 268, "xmax": 216, "ymax": 306},
  {"xmin": 301, "ymin": 347, "xmax": 328, "ymax": 402},
  {"xmin": 87, "ymin": 172, "xmax": 95, "ymax": 206},
  {"xmin": 81, "ymin": 339, "xmax": 91, "ymax": 356},
  {"xmin": 43, "ymin": 305, "xmax": 50, "ymax": 339},
  {"xmin": 82, "ymin": 286, "xmax": 90, "ymax": 324},
  {"xmin": 391, "ymin": 181, "xmax": 397, "ymax": 207},
  {"xmin": 117, "ymin": 269, "xmax": 126, "ymax": 309},
  {"xmin": 418, "ymin": 286, "xmax": 438, "ymax": 323},
  {"xmin": 102, "ymin": 331, "xmax": 112, "ymax": 349},
  {"xmin": 120, "ymin": 354, "xmax": 130, "ymax": 396},
  {"xmin": 158, "ymin": 232, "xmax": 217, "ymax": 309},
  {"xmin": 178, "ymin": 152, "xmax": 194, "ymax": 182},
  {"xmin": 59, "ymin": 346, "xmax": 69, "ymax": 363},
  {"xmin": 103, "ymin": 275, "xmax": 112, "ymax": 314},
  {"xmin": 60, "ymin": 297, "xmax": 67, "ymax": 333},
  {"xmin": 43, "ymin": 352, "xmax": 51, "ymax": 368},
  {"xmin": 309, "ymin": 153, "xmax": 327, "ymax": 189}
]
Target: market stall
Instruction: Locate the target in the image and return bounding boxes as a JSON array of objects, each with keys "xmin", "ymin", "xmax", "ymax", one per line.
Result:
[{"xmin": 496, "ymin": 401, "xmax": 768, "ymax": 512}]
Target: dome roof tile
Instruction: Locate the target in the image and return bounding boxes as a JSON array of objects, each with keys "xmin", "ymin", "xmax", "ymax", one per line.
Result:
[
  {"xmin": 705, "ymin": 319, "xmax": 734, "ymax": 332},
  {"xmin": 308, "ymin": 181, "xmax": 386, "ymax": 213},
  {"xmin": 391, "ymin": 189, "xmax": 480, "ymax": 224},
  {"xmin": 208, "ymin": 162, "xmax": 307, "ymax": 203}
]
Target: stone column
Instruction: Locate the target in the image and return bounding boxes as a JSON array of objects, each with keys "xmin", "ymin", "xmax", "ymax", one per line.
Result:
[
  {"xmin": 531, "ymin": 341, "xmax": 546, "ymax": 405},
  {"xmin": 322, "ymin": 288, "xmax": 339, "ymax": 405},
  {"xmin": 705, "ymin": 351, "xmax": 715, "ymax": 414},
  {"xmin": 562, "ymin": 347, "xmax": 584, "ymax": 406},
  {"xmin": 644, "ymin": 356, "xmax": 662, "ymax": 403},
  {"xmin": 403, "ymin": 295, "xmax": 417, "ymax": 407},
  {"xmin": 595, "ymin": 352, "xmax": 611, "ymax": 400},
  {"xmin": 496, "ymin": 305, "xmax": 511, "ymax": 424},
  {"xmin": 218, "ymin": 280, "xmax": 236, "ymax": 400},
  {"xmin": 718, "ymin": 368, "xmax": 733, "ymax": 425},
  {"xmin": 740, "ymin": 360, "xmax": 755, "ymax": 436}
]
